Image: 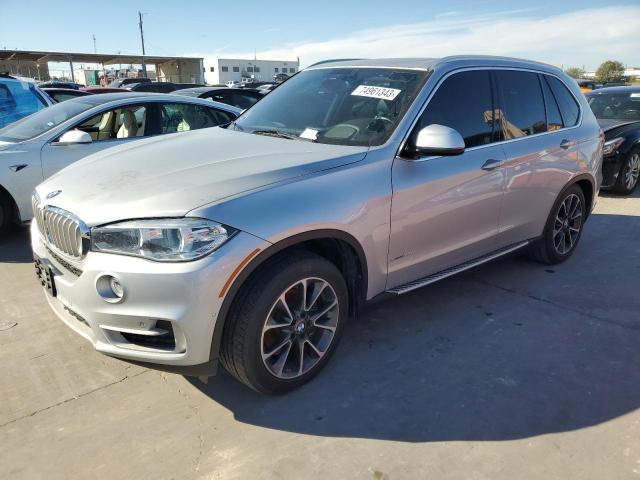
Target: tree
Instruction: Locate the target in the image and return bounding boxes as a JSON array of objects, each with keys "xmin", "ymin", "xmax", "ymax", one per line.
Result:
[
  {"xmin": 595, "ymin": 60, "xmax": 626, "ymax": 83},
  {"xmin": 565, "ymin": 67, "xmax": 585, "ymax": 79}
]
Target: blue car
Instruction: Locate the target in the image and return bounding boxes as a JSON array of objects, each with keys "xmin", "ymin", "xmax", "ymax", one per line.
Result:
[{"xmin": 0, "ymin": 74, "xmax": 53, "ymax": 129}]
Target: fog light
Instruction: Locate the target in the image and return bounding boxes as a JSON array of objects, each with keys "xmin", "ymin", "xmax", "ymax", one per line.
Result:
[{"xmin": 96, "ymin": 274, "xmax": 125, "ymax": 303}]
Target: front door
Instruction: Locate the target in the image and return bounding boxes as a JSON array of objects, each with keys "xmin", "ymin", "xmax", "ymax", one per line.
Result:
[
  {"xmin": 388, "ymin": 69, "xmax": 507, "ymax": 289},
  {"xmin": 41, "ymin": 104, "xmax": 150, "ymax": 179}
]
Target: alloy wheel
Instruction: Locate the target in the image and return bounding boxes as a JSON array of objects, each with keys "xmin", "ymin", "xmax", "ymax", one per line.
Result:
[
  {"xmin": 552, "ymin": 193, "xmax": 583, "ymax": 255},
  {"xmin": 624, "ymin": 153, "xmax": 640, "ymax": 191},
  {"xmin": 261, "ymin": 277, "xmax": 339, "ymax": 379}
]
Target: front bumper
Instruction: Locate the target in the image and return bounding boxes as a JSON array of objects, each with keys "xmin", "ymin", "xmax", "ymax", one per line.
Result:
[{"xmin": 31, "ymin": 221, "xmax": 269, "ymax": 373}]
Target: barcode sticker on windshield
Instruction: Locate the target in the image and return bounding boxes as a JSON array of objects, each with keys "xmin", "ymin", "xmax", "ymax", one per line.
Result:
[{"xmin": 351, "ymin": 85, "xmax": 401, "ymax": 101}]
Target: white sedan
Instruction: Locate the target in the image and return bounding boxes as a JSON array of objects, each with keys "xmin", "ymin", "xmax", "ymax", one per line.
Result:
[{"xmin": 0, "ymin": 92, "xmax": 241, "ymax": 234}]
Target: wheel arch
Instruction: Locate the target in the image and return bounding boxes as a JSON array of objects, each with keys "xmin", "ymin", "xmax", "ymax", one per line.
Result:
[
  {"xmin": 569, "ymin": 173, "xmax": 596, "ymax": 218},
  {"xmin": 0, "ymin": 183, "xmax": 20, "ymax": 225},
  {"xmin": 209, "ymin": 229, "xmax": 369, "ymax": 363}
]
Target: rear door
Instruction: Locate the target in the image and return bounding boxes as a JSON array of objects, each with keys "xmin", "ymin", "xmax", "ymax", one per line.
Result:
[
  {"xmin": 494, "ymin": 70, "xmax": 582, "ymax": 244},
  {"xmin": 388, "ymin": 69, "xmax": 507, "ymax": 288}
]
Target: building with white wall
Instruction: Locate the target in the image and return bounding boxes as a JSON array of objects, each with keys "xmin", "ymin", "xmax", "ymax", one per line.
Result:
[{"xmin": 203, "ymin": 58, "xmax": 299, "ymax": 85}]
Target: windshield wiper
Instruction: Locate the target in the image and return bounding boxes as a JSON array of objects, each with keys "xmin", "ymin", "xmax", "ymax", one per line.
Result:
[{"xmin": 251, "ymin": 129, "xmax": 297, "ymax": 140}]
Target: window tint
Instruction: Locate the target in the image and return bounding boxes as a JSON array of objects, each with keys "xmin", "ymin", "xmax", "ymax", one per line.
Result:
[
  {"xmin": 540, "ymin": 75, "xmax": 563, "ymax": 131},
  {"xmin": 546, "ymin": 75, "xmax": 580, "ymax": 126},
  {"xmin": 76, "ymin": 105, "xmax": 148, "ymax": 141},
  {"xmin": 495, "ymin": 70, "xmax": 546, "ymax": 139},
  {"xmin": 418, "ymin": 70, "xmax": 494, "ymax": 148}
]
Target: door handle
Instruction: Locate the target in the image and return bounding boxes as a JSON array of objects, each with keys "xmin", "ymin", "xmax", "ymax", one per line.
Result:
[
  {"xmin": 481, "ymin": 159, "xmax": 503, "ymax": 171},
  {"xmin": 560, "ymin": 139, "xmax": 576, "ymax": 150}
]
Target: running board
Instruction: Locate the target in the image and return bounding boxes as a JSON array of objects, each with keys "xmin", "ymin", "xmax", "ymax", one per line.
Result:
[{"xmin": 386, "ymin": 241, "xmax": 529, "ymax": 295}]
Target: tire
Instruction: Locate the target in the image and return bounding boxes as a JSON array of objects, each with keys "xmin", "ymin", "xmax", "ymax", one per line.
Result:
[
  {"xmin": 612, "ymin": 147, "xmax": 640, "ymax": 195},
  {"xmin": 528, "ymin": 184, "xmax": 586, "ymax": 265},
  {"xmin": 0, "ymin": 193, "xmax": 13, "ymax": 236},
  {"xmin": 220, "ymin": 251, "xmax": 348, "ymax": 394}
]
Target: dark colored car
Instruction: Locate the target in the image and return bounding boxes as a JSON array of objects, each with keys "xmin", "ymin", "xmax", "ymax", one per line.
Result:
[
  {"xmin": 586, "ymin": 86, "xmax": 640, "ymax": 194},
  {"xmin": 42, "ymin": 88, "xmax": 93, "ymax": 103},
  {"xmin": 175, "ymin": 86, "xmax": 264, "ymax": 109},
  {"xmin": 80, "ymin": 87, "xmax": 129, "ymax": 94},
  {"xmin": 108, "ymin": 77, "xmax": 151, "ymax": 88},
  {"xmin": 38, "ymin": 80, "xmax": 83, "ymax": 90}
]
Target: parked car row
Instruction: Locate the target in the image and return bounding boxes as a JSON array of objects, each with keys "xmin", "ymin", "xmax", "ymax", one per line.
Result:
[
  {"xmin": 0, "ymin": 92, "xmax": 241, "ymax": 233},
  {"xmin": 19, "ymin": 56, "xmax": 608, "ymax": 395}
]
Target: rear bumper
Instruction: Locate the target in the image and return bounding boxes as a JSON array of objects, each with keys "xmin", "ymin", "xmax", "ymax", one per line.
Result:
[{"xmin": 31, "ymin": 221, "xmax": 269, "ymax": 373}]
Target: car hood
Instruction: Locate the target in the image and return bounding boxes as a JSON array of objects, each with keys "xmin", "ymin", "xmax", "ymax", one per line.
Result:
[
  {"xmin": 36, "ymin": 127, "xmax": 368, "ymax": 226},
  {"xmin": 597, "ymin": 118, "xmax": 640, "ymax": 133}
]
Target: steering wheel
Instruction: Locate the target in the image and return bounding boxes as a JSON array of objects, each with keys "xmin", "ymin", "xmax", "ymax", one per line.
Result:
[{"xmin": 374, "ymin": 115, "xmax": 394, "ymax": 126}]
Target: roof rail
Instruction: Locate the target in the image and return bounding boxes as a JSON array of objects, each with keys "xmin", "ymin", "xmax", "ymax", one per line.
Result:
[{"xmin": 306, "ymin": 58, "xmax": 364, "ymax": 68}]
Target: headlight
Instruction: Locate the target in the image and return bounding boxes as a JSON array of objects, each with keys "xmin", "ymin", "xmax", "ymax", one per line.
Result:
[
  {"xmin": 603, "ymin": 137, "xmax": 625, "ymax": 156},
  {"xmin": 90, "ymin": 218, "xmax": 235, "ymax": 262}
]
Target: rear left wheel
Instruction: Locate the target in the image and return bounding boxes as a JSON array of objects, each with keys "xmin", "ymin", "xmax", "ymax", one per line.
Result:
[{"xmin": 528, "ymin": 184, "xmax": 586, "ymax": 265}]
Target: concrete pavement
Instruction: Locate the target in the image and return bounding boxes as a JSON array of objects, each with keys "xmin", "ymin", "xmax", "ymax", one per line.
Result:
[{"xmin": 1, "ymin": 191, "xmax": 639, "ymax": 480}]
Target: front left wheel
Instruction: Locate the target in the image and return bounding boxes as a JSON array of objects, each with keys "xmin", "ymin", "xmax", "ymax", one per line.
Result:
[{"xmin": 220, "ymin": 252, "xmax": 348, "ymax": 394}]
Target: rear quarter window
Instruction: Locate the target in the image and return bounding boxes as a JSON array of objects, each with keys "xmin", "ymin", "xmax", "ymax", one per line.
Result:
[{"xmin": 546, "ymin": 76, "xmax": 580, "ymax": 127}]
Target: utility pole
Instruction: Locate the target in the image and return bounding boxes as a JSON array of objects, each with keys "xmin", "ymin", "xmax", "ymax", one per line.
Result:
[
  {"xmin": 92, "ymin": 34, "xmax": 97, "ymax": 53},
  {"xmin": 138, "ymin": 11, "xmax": 147, "ymax": 77}
]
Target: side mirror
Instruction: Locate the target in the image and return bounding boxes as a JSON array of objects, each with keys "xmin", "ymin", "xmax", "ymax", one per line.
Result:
[
  {"xmin": 56, "ymin": 130, "xmax": 92, "ymax": 145},
  {"xmin": 408, "ymin": 124, "xmax": 465, "ymax": 158}
]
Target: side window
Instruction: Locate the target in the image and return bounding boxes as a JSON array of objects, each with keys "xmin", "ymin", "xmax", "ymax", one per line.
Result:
[
  {"xmin": 206, "ymin": 90, "xmax": 232, "ymax": 105},
  {"xmin": 546, "ymin": 75, "xmax": 580, "ymax": 127},
  {"xmin": 160, "ymin": 103, "xmax": 221, "ymax": 133},
  {"xmin": 75, "ymin": 105, "xmax": 147, "ymax": 141},
  {"xmin": 495, "ymin": 70, "xmax": 547, "ymax": 139},
  {"xmin": 540, "ymin": 75, "xmax": 563, "ymax": 131},
  {"xmin": 231, "ymin": 91, "xmax": 261, "ymax": 109},
  {"xmin": 417, "ymin": 70, "xmax": 494, "ymax": 148},
  {"xmin": 207, "ymin": 107, "xmax": 235, "ymax": 125}
]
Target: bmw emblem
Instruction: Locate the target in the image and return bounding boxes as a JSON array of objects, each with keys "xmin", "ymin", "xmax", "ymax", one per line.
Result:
[{"xmin": 46, "ymin": 190, "xmax": 62, "ymax": 199}]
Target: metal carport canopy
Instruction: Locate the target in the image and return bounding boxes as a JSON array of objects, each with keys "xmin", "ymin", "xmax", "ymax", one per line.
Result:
[{"xmin": 0, "ymin": 49, "xmax": 202, "ymax": 65}]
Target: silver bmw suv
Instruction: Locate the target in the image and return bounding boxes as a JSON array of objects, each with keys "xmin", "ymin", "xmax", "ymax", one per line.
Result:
[{"xmin": 32, "ymin": 56, "xmax": 602, "ymax": 393}]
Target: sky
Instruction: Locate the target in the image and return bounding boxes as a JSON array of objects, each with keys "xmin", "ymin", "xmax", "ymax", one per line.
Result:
[{"xmin": 1, "ymin": 0, "xmax": 639, "ymax": 71}]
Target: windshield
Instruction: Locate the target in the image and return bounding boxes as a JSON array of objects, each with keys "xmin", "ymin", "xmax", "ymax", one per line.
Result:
[
  {"xmin": 587, "ymin": 91, "xmax": 640, "ymax": 121},
  {"xmin": 232, "ymin": 67, "xmax": 428, "ymax": 146},
  {"xmin": 0, "ymin": 99, "xmax": 95, "ymax": 142}
]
